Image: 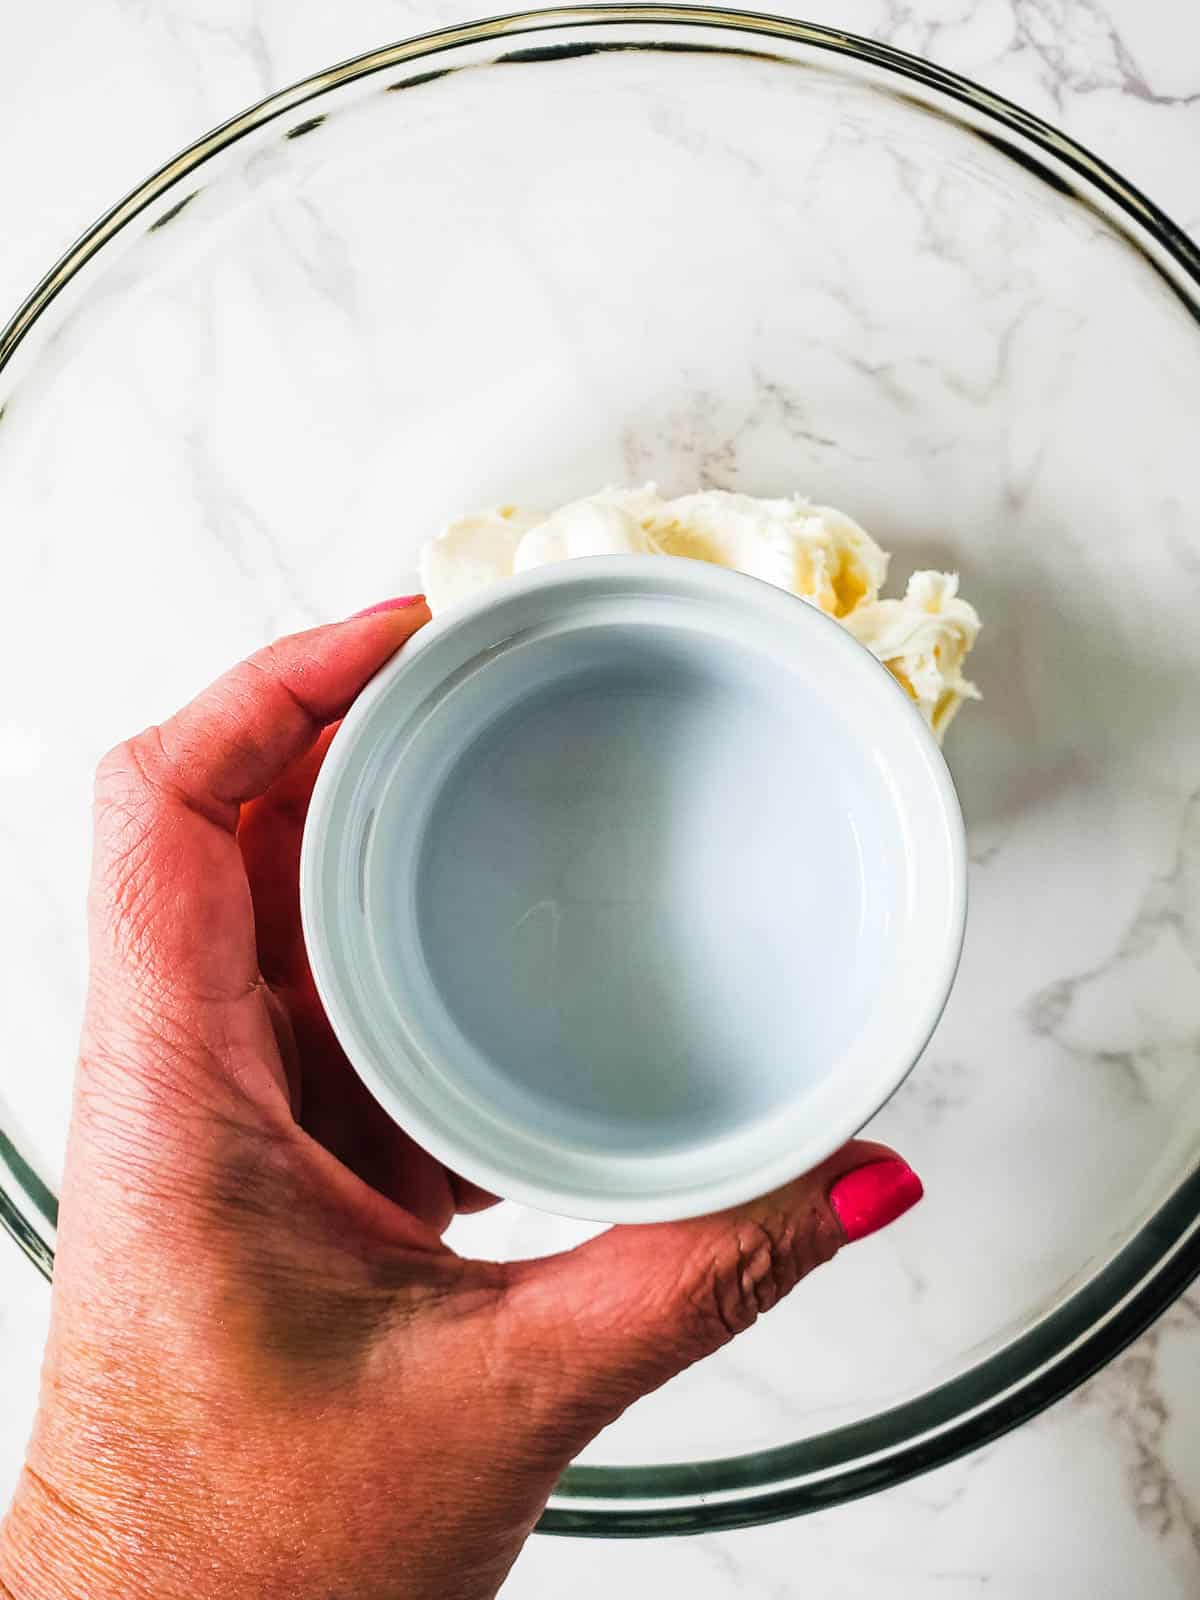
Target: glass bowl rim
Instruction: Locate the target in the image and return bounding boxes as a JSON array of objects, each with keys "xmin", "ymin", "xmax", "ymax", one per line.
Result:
[{"xmin": 1, "ymin": 3, "xmax": 1198, "ymax": 1539}]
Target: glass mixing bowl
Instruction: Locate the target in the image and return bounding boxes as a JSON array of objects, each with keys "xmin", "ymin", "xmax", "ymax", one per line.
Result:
[{"xmin": 1, "ymin": 5, "xmax": 1198, "ymax": 1537}]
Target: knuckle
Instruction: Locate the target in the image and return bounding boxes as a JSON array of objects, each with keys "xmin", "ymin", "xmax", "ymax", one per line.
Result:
[
  {"xmin": 244, "ymin": 640, "xmax": 317, "ymax": 727},
  {"xmin": 241, "ymin": 641, "xmax": 294, "ymax": 704},
  {"xmin": 94, "ymin": 730, "xmax": 168, "ymax": 811},
  {"xmin": 94, "ymin": 736, "xmax": 141, "ymax": 800},
  {"xmin": 689, "ymin": 1208, "xmax": 834, "ymax": 1344},
  {"xmin": 91, "ymin": 736, "xmax": 177, "ymax": 955},
  {"xmin": 248, "ymin": 638, "xmax": 286, "ymax": 679},
  {"xmin": 93, "ymin": 739, "xmax": 163, "ymax": 852}
]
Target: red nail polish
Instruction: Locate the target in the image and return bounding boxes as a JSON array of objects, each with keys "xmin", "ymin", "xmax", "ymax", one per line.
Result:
[
  {"xmin": 829, "ymin": 1159, "xmax": 923, "ymax": 1242},
  {"xmin": 349, "ymin": 595, "xmax": 425, "ymax": 619}
]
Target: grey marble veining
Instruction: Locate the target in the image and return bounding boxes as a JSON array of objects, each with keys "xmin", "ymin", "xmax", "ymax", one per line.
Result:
[{"xmin": 1029, "ymin": 790, "xmax": 1200, "ymax": 1113}]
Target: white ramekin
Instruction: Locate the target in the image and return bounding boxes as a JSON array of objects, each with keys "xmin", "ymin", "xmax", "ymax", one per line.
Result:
[{"xmin": 300, "ymin": 557, "xmax": 966, "ymax": 1223}]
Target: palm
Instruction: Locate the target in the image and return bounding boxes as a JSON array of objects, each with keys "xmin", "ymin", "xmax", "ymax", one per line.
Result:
[{"xmin": 238, "ymin": 725, "xmax": 489, "ymax": 1232}]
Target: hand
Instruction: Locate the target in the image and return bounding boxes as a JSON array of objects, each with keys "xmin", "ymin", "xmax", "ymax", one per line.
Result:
[{"xmin": 0, "ymin": 602, "xmax": 922, "ymax": 1600}]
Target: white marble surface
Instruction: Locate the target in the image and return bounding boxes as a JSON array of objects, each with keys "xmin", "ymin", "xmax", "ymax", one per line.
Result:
[{"xmin": 1, "ymin": 3, "xmax": 1200, "ymax": 1597}]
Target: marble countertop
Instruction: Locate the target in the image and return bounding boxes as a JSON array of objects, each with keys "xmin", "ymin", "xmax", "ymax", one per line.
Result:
[{"xmin": 2, "ymin": 3, "xmax": 1199, "ymax": 1596}]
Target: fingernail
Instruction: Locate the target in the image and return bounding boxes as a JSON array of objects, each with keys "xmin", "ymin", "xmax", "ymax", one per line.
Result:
[
  {"xmin": 829, "ymin": 1159, "xmax": 923, "ymax": 1243},
  {"xmin": 348, "ymin": 595, "xmax": 425, "ymax": 619}
]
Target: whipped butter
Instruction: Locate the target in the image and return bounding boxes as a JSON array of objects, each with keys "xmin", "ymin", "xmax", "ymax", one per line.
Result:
[{"xmin": 418, "ymin": 487, "xmax": 980, "ymax": 741}]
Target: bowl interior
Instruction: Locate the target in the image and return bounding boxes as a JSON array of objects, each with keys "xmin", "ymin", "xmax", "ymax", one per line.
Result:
[{"xmin": 2, "ymin": 5, "xmax": 1199, "ymax": 1532}]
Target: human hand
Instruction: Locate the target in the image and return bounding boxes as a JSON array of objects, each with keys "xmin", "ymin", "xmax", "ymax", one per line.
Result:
[{"xmin": 0, "ymin": 602, "xmax": 922, "ymax": 1600}]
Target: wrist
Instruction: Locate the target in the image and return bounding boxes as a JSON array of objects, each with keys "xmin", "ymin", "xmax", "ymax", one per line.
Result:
[
  {"xmin": 1, "ymin": 1481, "xmax": 92, "ymax": 1600},
  {"xmin": 0, "ymin": 1462, "xmax": 194, "ymax": 1600}
]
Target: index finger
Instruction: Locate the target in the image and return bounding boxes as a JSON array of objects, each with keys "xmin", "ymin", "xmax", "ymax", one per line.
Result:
[
  {"xmin": 88, "ymin": 600, "xmax": 430, "ymax": 1012},
  {"xmin": 126, "ymin": 599, "xmax": 430, "ymax": 831}
]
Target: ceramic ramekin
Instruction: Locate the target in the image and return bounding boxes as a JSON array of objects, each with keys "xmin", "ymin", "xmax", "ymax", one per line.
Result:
[{"xmin": 300, "ymin": 557, "xmax": 966, "ymax": 1222}]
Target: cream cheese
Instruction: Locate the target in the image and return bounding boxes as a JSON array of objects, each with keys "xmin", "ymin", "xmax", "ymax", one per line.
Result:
[{"xmin": 418, "ymin": 486, "xmax": 979, "ymax": 741}]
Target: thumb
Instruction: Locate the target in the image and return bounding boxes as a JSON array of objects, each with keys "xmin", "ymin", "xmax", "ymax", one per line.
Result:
[{"xmin": 500, "ymin": 1141, "xmax": 921, "ymax": 1436}]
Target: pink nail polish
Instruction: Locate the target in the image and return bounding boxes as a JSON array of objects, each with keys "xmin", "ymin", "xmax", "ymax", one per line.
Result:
[
  {"xmin": 349, "ymin": 595, "xmax": 425, "ymax": 619},
  {"xmin": 829, "ymin": 1159, "xmax": 923, "ymax": 1242}
]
